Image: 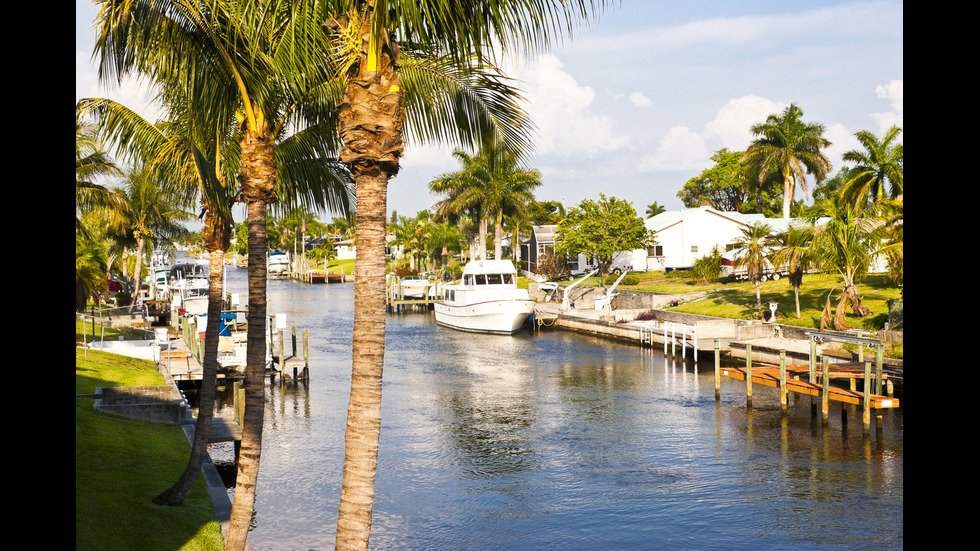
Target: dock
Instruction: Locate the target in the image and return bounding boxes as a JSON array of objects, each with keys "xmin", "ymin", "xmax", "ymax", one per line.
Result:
[
  {"xmin": 386, "ymin": 278, "xmax": 444, "ymax": 310},
  {"xmin": 532, "ymin": 302, "xmax": 901, "ymax": 431}
]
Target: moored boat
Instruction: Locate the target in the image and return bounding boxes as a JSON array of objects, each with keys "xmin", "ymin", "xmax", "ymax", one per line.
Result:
[
  {"xmin": 169, "ymin": 260, "xmax": 209, "ymax": 316},
  {"xmin": 268, "ymin": 251, "xmax": 291, "ymax": 277},
  {"xmin": 434, "ymin": 260, "xmax": 534, "ymax": 334},
  {"xmin": 397, "ymin": 274, "xmax": 436, "ymax": 298}
]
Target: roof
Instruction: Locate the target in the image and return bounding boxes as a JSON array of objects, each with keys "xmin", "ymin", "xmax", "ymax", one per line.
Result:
[
  {"xmin": 531, "ymin": 225, "xmax": 558, "ymax": 243},
  {"xmin": 645, "ymin": 205, "xmax": 815, "ymax": 235}
]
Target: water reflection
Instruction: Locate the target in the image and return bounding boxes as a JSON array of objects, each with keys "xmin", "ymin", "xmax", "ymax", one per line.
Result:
[{"xmin": 201, "ymin": 264, "xmax": 901, "ymax": 550}]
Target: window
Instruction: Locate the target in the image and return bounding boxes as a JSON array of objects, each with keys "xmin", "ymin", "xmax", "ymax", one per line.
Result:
[
  {"xmin": 691, "ymin": 245, "xmax": 698, "ymax": 253},
  {"xmin": 648, "ymin": 245, "xmax": 663, "ymax": 256}
]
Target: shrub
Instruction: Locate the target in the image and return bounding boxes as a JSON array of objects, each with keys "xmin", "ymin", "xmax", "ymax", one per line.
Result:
[{"xmin": 603, "ymin": 273, "xmax": 638, "ymax": 286}]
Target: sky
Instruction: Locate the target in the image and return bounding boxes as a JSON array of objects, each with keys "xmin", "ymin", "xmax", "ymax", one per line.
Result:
[{"xmin": 76, "ymin": 0, "xmax": 903, "ymax": 224}]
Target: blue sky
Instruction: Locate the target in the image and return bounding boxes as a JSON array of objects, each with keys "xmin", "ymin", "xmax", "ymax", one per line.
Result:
[{"xmin": 76, "ymin": 0, "xmax": 903, "ymax": 222}]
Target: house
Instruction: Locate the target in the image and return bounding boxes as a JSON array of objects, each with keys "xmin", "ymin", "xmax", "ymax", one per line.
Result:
[
  {"xmin": 521, "ymin": 225, "xmax": 558, "ymax": 274},
  {"xmin": 334, "ymin": 238, "xmax": 356, "ymax": 260},
  {"xmin": 644, "ymin": 205, "xmax": 804, "ymax": 271}
]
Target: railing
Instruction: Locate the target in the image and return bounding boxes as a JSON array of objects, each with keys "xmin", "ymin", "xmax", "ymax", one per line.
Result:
[{"xmin": 639, "ymin": 320, "xmax": 699, "ymax": 361}]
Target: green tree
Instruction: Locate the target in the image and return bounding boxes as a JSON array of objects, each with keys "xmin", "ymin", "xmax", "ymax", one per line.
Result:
[
  {"xmin": 690, "ymin": 246, "xmax": 723, "ymax": 284},
  {"xmin": 677, "ymin": 149, "xmax": 752, "ymax": 212},
  {"xmin": 430, "ymin": 142, "xmax": 542, "ymax": 260},
  {"xmin": 113, "ymin": 165, "xmax": 195, "ymax": 311},
  {"xmin": 807, "ymin": 198, "xmax": 881, "ymax": 330},
  {"xmin": 645, "ymin": 201, "xmax": 667, "ymax": 218},
  {"xmin": 742, "ymin": 104, "xmax": 832, "ymax": 219},
  {"xmin": 556, "ymin": 194, "xmax": 652, "ymax": 282},
  {"xmin": 838, "ymin": 125, "xmax": 903, "ymax": 213},
  {"xmin": 325, "ymin": 3, "xmax": 608, "ymax": 548},
  {"xmin": 76, "ymin": 111, "xmax": 122, "ymax": 235},
  {"xmin": 770, "ymin": 224, "xmax": 815, "ymax": 318},
  {"xmin": 727, "ymin": 222, "xmax": 776, "ymax": 312},
  {"xmin": 90, "ymin": 4, "xmax": 353, "ymax": 548}
]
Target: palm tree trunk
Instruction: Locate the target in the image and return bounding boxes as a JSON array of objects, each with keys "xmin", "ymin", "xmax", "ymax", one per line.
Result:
[
  {"xmin": 129, "ymin": 236, "xmax": 145, "ymax": 312},
  {"xmin": 494, "ymin": 213, "xmax": 503, "ymax": 260},
  {"xmin": 152, "ymin": 245, "xmax": 224, "ymax": 505},
  {"xmin": 335, "ymin": 11, "xmax": 405, "ymax": 546},
  {"xmin": 336, "ymin": 170, "xmax": 388, "ymax": 550},
  {"xmin": 226, "ymin": 131, "xmax": 276, "ymax": 551}
]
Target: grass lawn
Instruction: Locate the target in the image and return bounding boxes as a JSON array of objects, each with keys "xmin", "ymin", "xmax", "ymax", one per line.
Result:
[{"xmin": 76, "ymin": 348, "xmax": 224, "ymax": 551}]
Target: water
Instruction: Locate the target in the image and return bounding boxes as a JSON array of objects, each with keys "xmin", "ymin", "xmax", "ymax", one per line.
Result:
[{"xmin": 208, "ymin": 264, "xmax": 902, "ymax": 550}]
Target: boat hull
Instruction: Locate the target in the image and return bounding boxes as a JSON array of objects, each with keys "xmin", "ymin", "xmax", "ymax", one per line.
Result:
[{"xmin": 434, "ymin": 299, "xmax": 534, "ymax": 334}]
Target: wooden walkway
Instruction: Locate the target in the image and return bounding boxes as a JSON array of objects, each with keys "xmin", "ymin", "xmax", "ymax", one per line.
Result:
[{"xmin": 720, "ymin": 363, "xmax": 899, "ymax": 409}]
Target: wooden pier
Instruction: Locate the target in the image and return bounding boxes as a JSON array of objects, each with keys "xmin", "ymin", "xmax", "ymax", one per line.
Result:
[
  {"xmin": 386, "ymin": 278, "xmax": 444, "ymax": 311},
  {"xmin": 712, "ymin": 339, "xmax": 898, "ymax": 431}
]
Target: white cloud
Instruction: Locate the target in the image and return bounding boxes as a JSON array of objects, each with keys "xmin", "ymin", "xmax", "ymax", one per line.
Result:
[
  {"xmin": 871, "ymin": 79, "xmax": 904, "ymax": 132},
  {"xmin": 702, "ymin": 95, "xmax": 784, "ymax": 151},
  {"xmin": 512, "ymin": 54, "xmax": 631, "ymax": 157},
  {"xmin": 637, "ymin": 126, "xmax": 710, "ymax": 172},
  {"xmin": 630, "ymin": 91, "xmax": 652, "ymax": 109}
]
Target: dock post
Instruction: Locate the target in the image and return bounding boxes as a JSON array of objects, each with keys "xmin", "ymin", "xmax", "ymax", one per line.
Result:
[
  {"xmin": 663, "ymin": 324, "xmax": 668, "ymax": 355},
  {"xmin": 821, "ymin": 356, "xmax": 830, "ymax": 424},
  {"xmin": 779, "ymin": 350, "xmax": 787, "ymax": 410},
  {"xmin": 682, "ymin": 324, "xmax": 687, "ymax": 359},
  {"xmin": 671, "ymin": 324, "xmax": 676, "ymax": 356},
  {"xmin": 863, "ymin": 361, "xmax": 871, "ymax": 434},
  {"xmin": 291, "ymin": 326, "xmax": 297, "ymax": 358},
  {"xmin": 277, "ymin": 329, "xmax": 285, "ymax": 385},
  {"xmin": 809, "ymin": 336, "xmax": 816, "ymax": 382},
  {"xmin": 302, "ymin": 328, "xmax": 309, "ymax": 380},
  {"xmin": 714, "ymin": 339, "xmax": 721, "ymax": 400},
  {"xmin": 875, "ymin": 344, "xmax": 884, "ymax": 396},
  {"xmin": 745, "ymin": 344, "xmax": 752, "ymax": 406}
]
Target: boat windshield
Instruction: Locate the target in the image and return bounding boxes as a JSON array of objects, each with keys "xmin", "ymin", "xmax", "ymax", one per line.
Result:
[{"xmin": 467, "ymin": 273, "xmax": 514, "ymax": 285}]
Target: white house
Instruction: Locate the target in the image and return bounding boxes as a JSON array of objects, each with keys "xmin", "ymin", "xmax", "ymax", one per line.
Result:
[{"xmin": 644, "ymin": 205, "xmax": 803, "ymax": 271}]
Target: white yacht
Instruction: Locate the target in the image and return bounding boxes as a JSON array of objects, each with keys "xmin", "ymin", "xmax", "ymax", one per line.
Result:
[
  {"xmin": 268, "ymin": 251, "xmax": 291, "ymax": 276},
  {"xmin": 434, "ymin": 260, "xmax": 534, "ymax": 334},
  {"xmin": 169, "ymin": 261, "xmax": 209, "ymax": 316}
]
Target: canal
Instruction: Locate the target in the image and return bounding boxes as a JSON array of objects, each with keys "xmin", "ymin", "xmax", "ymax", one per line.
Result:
[{"xmin": 203, "ymin": 263, "xmax": 902, "ymax": 550}]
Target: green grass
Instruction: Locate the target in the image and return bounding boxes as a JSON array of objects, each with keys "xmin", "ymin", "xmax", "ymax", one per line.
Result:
[{"xmin": 76, "ymin": 348, "xmax": 225, "ymax": 551}]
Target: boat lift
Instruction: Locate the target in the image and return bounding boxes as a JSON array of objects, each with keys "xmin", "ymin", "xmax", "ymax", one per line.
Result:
[
  {"xmin": 560, "ymin": 268, "xmax": 598, "ymax": 311},
  {"xmin": 600, "ymin": 268, "xmax": 631, "ymax": 317}
]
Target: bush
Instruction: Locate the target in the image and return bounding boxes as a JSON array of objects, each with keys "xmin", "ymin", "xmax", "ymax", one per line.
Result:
[
  {"xmin": 115, "ymin": 291, "xmax": 133, "ymax": 306},
  {"xmin": 536, "ymin": 253, "xmax": 571, "ymax": 281}
]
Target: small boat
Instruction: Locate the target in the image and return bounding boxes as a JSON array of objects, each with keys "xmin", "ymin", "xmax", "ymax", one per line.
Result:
[
  {"xmin": 397, "ymin": 274, "xmax": 436, "ymax": 299},
  {"xmin": 169, "ymin": 261, "xmax": 210, "ymax": 316},
  {"xmin": 434, "ymin": 260, "xmax": 534, "ymax": 334},
  {"xmin": 268, "ymin": 251, "xmax": 291, "ymax": 277}
]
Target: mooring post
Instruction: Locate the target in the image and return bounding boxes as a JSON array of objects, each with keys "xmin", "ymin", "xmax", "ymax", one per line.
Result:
[
  {"xmin": 714, "ymin": 339, "xmax": 721, "ymax": 400},
  {"xmin": 291, "ymin": 326, "xmax": 297, "ymax": 358},
  {"xmin": 821, "ymin": 356, "xmax": 830, "ymax": 424},
  {"xmin": 779, "ymin": 350, "xmax": 787, "ymax": 410},
  {"xmin": 875, "ymin": 344, "xmax": 884, "ymax": 396},
  {"xmin": 863, "ymin": 361, "xmax": 872, "ymax": 433},
  {"xmin": 745, "ymin": 344, "xmax": 753, "ymax": 406},
  {"xmin": 809, "ymin": 336, "xmax": 816, "ymax": 382},
  {"xmin": 681, "ymin": 324, "xmax": 687, "ymax": 359},
  {"xmin": 302, "ymin": 328, "xmax": 309, "ymax": 380}
]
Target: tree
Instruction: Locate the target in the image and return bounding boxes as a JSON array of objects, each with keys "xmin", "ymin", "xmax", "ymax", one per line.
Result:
[
  {"xmin": 677, "ymin": 149, "xmax": 752, "ymax": 212},
  {"xmin": 430, "ymin": 142, "xmax": 542, "ymax": 260},
  {"xmin": 807, "ymin": 198, "xmax": 881, "ymax": 330},
  {"xmin": 77, "ymin": 95, "xmax": 243, "ymax": 509},
  {"xmin": 113, "ymin": 165, "xmax": 195, "ymax": 311},
  {"xmin": 727, "ymin": 222, "xmax": 776, "ymax": 312},
  {"xmin": 325, "ymin": 3, "xmax": 609, "ymax": 548},
  {"xmin": 838, "ymin": 125, "xmax": 903, "ymax": 213},
  {"xmin": 770, "ymin": 224, "xmax": 815, "ymax": 318},
  {"xmin": 76, "ymin": 111, "xmax": 122, "ymax": 236},
  {"xmin": 556, "ymin": 194, "xmax": 652, "ymax": 282},
  {"xmin": 90, "ymin": 4, "xmax": 353, "ymax": 549},
  {"xmin": 742, "ymin": 104, "xmax": 832, "ymax": 219},
  {"xmin": 645, "ymin": 201, "xmax": 666, "ymax": 218}
]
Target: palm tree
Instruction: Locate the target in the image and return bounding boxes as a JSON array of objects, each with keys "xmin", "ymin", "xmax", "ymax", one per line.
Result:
[
  {"xmin": 645, "ymin": 201, "xmax": 666, "ymax": 218},
  {"xmin": 325, "ymin": 3, "xmax": 609, "ymax": 548},
  {"xmin": 76, "ymin": 112, "xmax": 123, "ymax": 236},
  {"xmin": 113, "ymin": 165, "xmax": 195, "ymax": 311},
  {"xmin": 78, "ymin": 96, "xmax": 246, "ymax": 507},
  {"xmin": 838, "ymin": 125, "xmax": 903, "ymax": 213},
  {"xmin": 727, "ymin": 222, "xmax": 776, "ymax": 312},
  {"xmin": 769, "ymin": 224, "xmax": 815, "ymax": 318},
  {"xmin": 90, "ymin": 4, "xmax": 352, "ymax": 547},
  {"xmin": 742, "ymin": 104, "xmax": 832, "ymax": 219},
  {"xmin": 808, "ymin": 198, "xmax": 881, "ymax": 330},
  {"xmin": 430, "ymin": 142, "xmax": 542, "ymax": 259}
]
